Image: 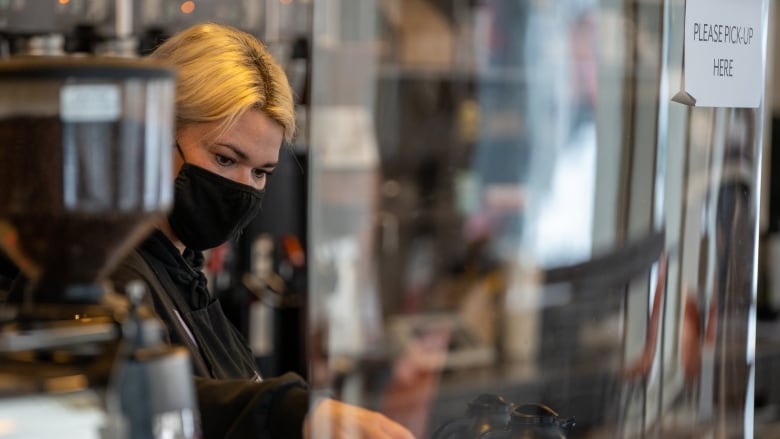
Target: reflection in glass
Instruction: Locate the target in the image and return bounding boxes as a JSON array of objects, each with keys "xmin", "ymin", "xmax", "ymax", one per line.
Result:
[{"xmin": 308, "ymin": 1, "xmax": 769, "ymax": 437}]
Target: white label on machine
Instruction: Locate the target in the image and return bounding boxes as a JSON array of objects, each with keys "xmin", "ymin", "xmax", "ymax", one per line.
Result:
[
  {"xmin": 681, "ymin": 0, "xmax": 765, "ymax": 108},
  {"xmin": 60, "ymin": 84, "xmax": 121, "ymax": 122}
]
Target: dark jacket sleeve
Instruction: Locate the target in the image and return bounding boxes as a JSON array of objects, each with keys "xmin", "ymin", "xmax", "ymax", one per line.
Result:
[
  {"xmin": 111, "ymin": 250, "xmax": 311, "ymax": 439},
  {"xmin": 195, "ymin": 373, "xmax": 309, "ymax": 439}
]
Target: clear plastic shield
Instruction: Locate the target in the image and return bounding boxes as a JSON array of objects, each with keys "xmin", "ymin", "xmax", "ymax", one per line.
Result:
[{"xmin": 308, "ymin": 1, "xmax": 770, "ymax": 437}]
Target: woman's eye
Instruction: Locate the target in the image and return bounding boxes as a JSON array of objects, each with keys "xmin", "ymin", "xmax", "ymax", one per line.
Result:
[
  {"xmin": 252, "ymin": 169, "xmax": 268, "ymax": 180},
  {"xmin": 215, "ymin": 154, "xmax": 235, "ymax": 166}
]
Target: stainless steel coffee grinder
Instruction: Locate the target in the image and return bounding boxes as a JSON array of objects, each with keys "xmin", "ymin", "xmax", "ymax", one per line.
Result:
[{"xmin": 0, "ymin": 56, "xmax": 196, "ymax": 438}]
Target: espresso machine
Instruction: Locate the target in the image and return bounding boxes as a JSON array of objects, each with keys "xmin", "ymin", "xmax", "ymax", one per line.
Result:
[{"xmin": 0, "ymin": 56, "xmax": 197, "ymax": 438}]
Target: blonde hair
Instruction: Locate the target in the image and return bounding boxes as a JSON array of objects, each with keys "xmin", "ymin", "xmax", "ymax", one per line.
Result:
[{"xmin": 150, "ymin": 23, "xmax": 295, "ymax": 143}]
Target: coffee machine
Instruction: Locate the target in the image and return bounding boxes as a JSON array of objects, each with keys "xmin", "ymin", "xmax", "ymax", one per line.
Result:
[{"xmin": 0, "ymin": 56, "xmax": 196, "ymax": 438}]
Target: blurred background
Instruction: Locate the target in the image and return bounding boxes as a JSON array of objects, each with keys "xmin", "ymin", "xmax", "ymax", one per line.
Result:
[{"xmin": 1, "ymin": 0, "xmax": 780, "ymax": 437}]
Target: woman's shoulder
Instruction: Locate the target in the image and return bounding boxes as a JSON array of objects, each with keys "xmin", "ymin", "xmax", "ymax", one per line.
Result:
[{"xmin": 111, "ymin": 248, "xmax": 155, "ymax": 286}]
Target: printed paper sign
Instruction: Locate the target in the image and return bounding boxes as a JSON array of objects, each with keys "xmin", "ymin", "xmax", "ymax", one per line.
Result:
[{"xmin": 681, "ymin": 0, "xmax": 765, "ymax": 108}]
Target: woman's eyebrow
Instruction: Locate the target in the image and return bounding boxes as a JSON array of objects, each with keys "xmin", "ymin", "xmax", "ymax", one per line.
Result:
[
  {"xmin": 216, "ymin": 142, "xmax": 249, "ymax": 160},
  {"xmin": 216, "ymin": 142, "xmax": 277, "ymax": 169}
]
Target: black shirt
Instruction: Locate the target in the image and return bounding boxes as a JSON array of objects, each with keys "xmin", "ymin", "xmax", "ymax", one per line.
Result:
[{"xmin": 112, "ymin": 229, "xmax": 309, "ymax": 438}]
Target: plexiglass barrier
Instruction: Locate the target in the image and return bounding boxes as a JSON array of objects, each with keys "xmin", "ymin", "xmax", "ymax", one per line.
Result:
[{"xmin": 308, "ymin": 1, "xmax": 771, "ymax": 437}]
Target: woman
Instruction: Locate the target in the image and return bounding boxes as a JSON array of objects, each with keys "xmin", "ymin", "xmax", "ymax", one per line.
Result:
[{"xmin": 111, "ymin": 23, "xmax": 414, "ymax": 439}]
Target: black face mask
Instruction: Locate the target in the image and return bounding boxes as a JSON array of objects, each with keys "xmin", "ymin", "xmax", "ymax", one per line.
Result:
[{"xmin": 168, "ymin": 158, "xmax": 265, "ymax": 251}]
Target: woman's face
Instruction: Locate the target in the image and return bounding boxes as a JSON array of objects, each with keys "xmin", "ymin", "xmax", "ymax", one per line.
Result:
[{"xmin": 175, "ymin": 109, "xmax": 283, "ymax": 190}]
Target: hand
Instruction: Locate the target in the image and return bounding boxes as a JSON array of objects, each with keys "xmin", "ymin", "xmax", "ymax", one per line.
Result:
[{"xmin": 303, "ymin": 398, "xmax": 415, "ymax": 439}]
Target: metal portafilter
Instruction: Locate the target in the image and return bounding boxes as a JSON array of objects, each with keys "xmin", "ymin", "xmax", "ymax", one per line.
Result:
[{"xmin": 0, "ymin": 56, "xmax": 194, "ymax": 438}]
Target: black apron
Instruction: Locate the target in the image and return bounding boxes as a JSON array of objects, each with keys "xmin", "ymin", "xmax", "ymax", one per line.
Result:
[
  {"xmin": 125, "ymin": 230, "xmax": 261, "ymax": 381},
  {"xmin": 113, "ymin": 232, "xmax": 311, "ymax": 439}
]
